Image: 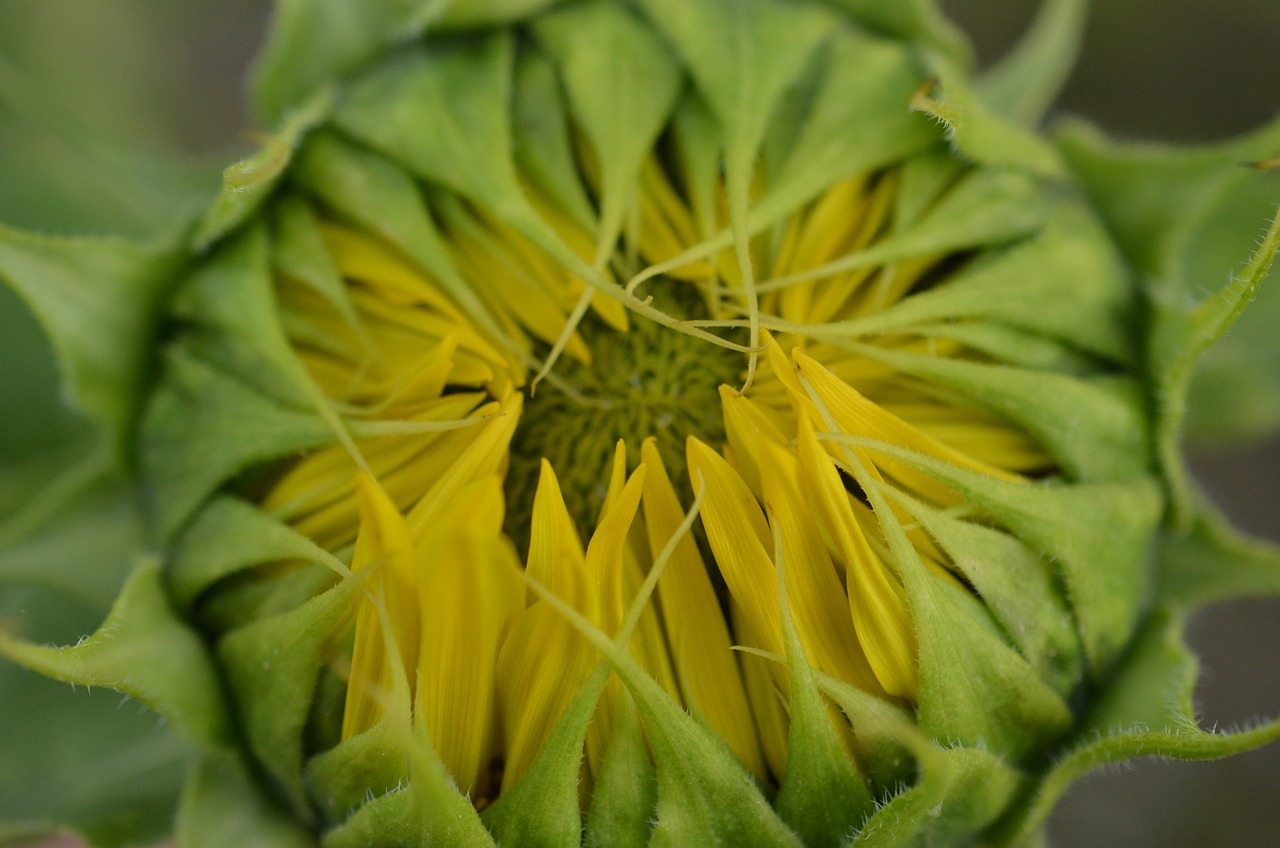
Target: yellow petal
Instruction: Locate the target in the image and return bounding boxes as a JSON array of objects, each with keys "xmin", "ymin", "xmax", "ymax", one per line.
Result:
[
  {"xmin": 796, "ymin": 414, "xmax": 918, "ymax": 699},
  {"xmin": 416, "ymin": 476, "xmax": 524, "ymax": 797},
  {"xmin": 342, "ymin": 472, "xmax": 421, "ymax": 740},
  {"xmin": 641, "ymin": 438, "xmax": 766, "ymax": 778}
]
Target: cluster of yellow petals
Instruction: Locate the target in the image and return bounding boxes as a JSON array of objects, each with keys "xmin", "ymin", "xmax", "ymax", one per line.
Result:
[{"xmin": 259, "ymin": 161, "xmax": 1049, "ymax": 804}]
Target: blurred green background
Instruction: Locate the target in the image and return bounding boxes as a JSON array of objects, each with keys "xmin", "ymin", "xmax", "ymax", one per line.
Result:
[{"xmin": 0, "ymin": 1, "xmax": 1277, "ymax": 846}]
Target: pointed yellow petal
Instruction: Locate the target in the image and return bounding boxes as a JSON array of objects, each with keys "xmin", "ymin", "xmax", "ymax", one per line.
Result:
[
  {"xmin": 757, "ymin": 437, "xmax": 883, "ymax": 695},
  {"xmin": 416, "ymin": 476, "xmax": 524, "ymax": 797},
  {"xmin": 796, "ymin": 414, "xmax": 917, "ymax": 699},
  {"xmin": 686, "ymin": 437, "xmax": 782, "ymax": 659},
  {"xmin": 641, "ymin": 438, "xmax": 766, "ymax": 778},
  {"xmin": 342, "ymin": 472, "xmax": 421, "ymax": 740}
]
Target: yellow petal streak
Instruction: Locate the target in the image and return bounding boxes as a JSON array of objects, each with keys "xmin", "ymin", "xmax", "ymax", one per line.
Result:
[
  {"xmin": 416, "ymin": 476, "xmax": 524, "ymax": 797},
  {"xmin": 342, "ymin": 473, "xmax": 422, "ymax": 740},
  {"xmin": 640, "ymin": 438, "xmax": 766, "ymax": 779}
]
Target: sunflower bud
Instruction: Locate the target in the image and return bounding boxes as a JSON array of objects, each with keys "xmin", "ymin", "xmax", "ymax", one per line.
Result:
[{"xmin": 3, "ymin": 1, "xmax": 1279, "ymax": 846}]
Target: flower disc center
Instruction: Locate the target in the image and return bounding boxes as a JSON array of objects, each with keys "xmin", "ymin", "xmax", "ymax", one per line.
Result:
[{"xmin": 504, "ymin": 286, "xmax": 741, "ymax": 546}]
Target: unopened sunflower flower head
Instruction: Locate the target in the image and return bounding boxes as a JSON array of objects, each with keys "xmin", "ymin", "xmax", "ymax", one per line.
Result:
[{"xmin": 2, "ymin": 0, "xmax": 1279, "ymax": 845}]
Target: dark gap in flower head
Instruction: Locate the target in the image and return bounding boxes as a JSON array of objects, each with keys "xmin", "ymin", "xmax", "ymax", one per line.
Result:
[
  {"xmin": 905, "ymin": 250, "xmax": 978, "ymax": 298},
  {"xmin": 838, "ymin": 466, "xmax": 873, "ymax": 510}
]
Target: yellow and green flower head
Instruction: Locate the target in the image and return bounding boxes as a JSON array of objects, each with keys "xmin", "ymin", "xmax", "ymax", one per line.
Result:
[{"xmin": 3, "ymin": 0, "xmax": 1280, "ymax": 846}]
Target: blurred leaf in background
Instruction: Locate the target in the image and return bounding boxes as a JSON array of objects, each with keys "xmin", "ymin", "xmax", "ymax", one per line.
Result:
[{"xmin": 0, "ymin": 3, "xmax": 265, "ymax": 844}]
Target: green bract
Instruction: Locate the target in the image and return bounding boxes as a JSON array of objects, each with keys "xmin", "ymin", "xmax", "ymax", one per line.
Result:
[{"xmin": 2, "ymin": 1, "xmax": 1279, "ymax": 847}]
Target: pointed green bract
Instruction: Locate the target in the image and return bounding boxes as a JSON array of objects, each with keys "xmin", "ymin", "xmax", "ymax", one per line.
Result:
[
  {"xmin": 978, "ymin": 0, "xmax": 1087, "ymax": 127},
  {"xmin": 482, "ymin": 665, "xmax": 610, "ymax": 847},
  {"xmin": 1157, "ymin": 501, "xmax": 1280, "ymax": 608},
  {"xmin": 196, "ymin": 90, "xmax": 332, "ymax": 249},
  {"xmin": 0, "ymin": 226, "xmax": 180, "ymax": 462},
  {"xmin": 911, "ymin": 59, "xmax": 1069, "ymax": 179},
  {"xmin": 886, "ymin": 489, "xmax": 1083, "ymax": 697},
  {"xmin": 1057, "ymin": 116, "xmax": 1280, "ymax": 525},
  {"xmin": 534, "ymin": 1, "xmax": 681, "ymax": 264},
  {"xmin": 304, "ymin": 721, "xmax": 408, "ymax": 825},
  {"xmin": 142, "ymin": 350, "xmax": 338, "ymax": 540},
  {"xmin": 218, "ymin": 574, "xmax": 360, "ymax": 819},
  {"xmin": 170, "ymin": 497, "xmax": 348, "ymax": 610},
  {"xmin": 773, "ymin": 522, "xmax": 874, "ymax": 847},
  {"xmin": 840, "ymin": 438, "xmax": 1163, "ymax": 676},
  {"xmin": 584, "ymin": 699, "xmax": 658, "ymax": 848},
  {"xmin": 838, "ymin": 454, "xmax": 1074, "ymax": 760},
  {"xmin": 0, "ymin": 587, "xmax": 193, "ymax": 848},
  {"xmin": 0, "ymin": 561, "xmax": 231, "ymax": 752},
  {"xmin": 512, "ymin": 50, "xmax": 599, "ymax": 233},
  {"xmin": 988, "ymin": 607, "xmax": 1280, "ymax": 846}
]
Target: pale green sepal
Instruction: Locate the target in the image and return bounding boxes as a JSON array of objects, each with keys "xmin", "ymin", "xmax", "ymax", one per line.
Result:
[
  {"xmin": 319, "ymin": 712, "xmax": 496, "ymax": 848},
  {"xmin": 1157, "ymin": 499, "xmax": 1280, "ymax": 609},
  {"xmin": 0, "ymin": 560, "xmax": 231, "ymax": 752},
  {"xmin": 524, "ymin": 582, "xmax": 802, "ymax": 847},
  {"xmin": 176, "ymin": 753, "xmax": 316, "ymax": 848},
  {"xmin": 217, "ymin": 573, "xmax": 360, "ymax": 821},
  {"xmin": 910, "ymin": 62, "xmax": 1069, "ymax": 180},
  {"xmin": 270, "ymin": 196, "xmax": 360, "ymax": 331},
  {"xmin": 761, "ymin": 28, "xmax": 937, "ymax": 222},
  {"xmin": 251, "ymin": 0, "xmax": 442, "ymax": 124},
  {"xmin": 169, "ymin": 224, "xmax": 313, "ymax": 407},
  {"xmin": 885, "ymin": 489, "xmax": 1083, "ymax": 697},
  {"xmin": 304, "ymin": 722, "xmax": 408, "ymax": 825},
  {"xmin": 847, "ymin": 439, "xmax": 1164, "ymax": 677},
  {"xmin": 773, "ymin": 515, "xmax": 874, "ymax": 848},
  {"xmin": 821, "ymin": 0, "xmax": 970, "ymax": 67},
  {"xmin": 318, "ymin": 791, "xmax": 424, "ymax": 848},
  {"xmin": 0, "ymin": 226, "xmax": 181, "ymax": 461},
  {"xmin": 331, "ymin": 31, "xmax": 615, "ymax": 314},
  {"xmin": 765, "ymin": 168, "xmax": 1053, "ymax": 288},
  {"xmin": 513, "ymin": 51, "xmax": 599, "ymax": 233},
  {"xmin": 289, "ymin": 131, "xmax": 517, "ymax": 367},
  {"xmin": 481, "ymin": 665, "xmax": 610, "ymax": 848},
  {"xmin": 194, "ymin": 89, "xmax": 331, "ymax": 250},
  {"xmin": 847, "ymin": 747, "xmax": 1021, "ymax": 848},
  {"xmin": 333, "ymin": 35, "xmax": 519, "ymax": 206},
  {"xmin": 584, "ymin": 697, "xmax": 657, "ymax": 848},
  {"xmin": 319, "ymin": 774, "xmax": 495, "ymax": 848},
  {"xmin": 786, "ymin": 201, "xmax": 1138, "ymax": 366},
  {"xmin": 1055, "ymin": 116, "xmax": 1280, "ymax": 522},
  {"xmin": 987, "ymin": 608, "xmax": 1280, "ymax": 846},
  {"xmin": 860, "ymin": 472, "xmax": 1073, "ymax": 761},
  {"xmin": 142, "ymin": 350, "xmax": 336, "ymax": 541},
  {"xmin": 636, "ymin": 0, "xmax": 835, "ymax": 175},
  {"xmin": 812, "ymin": 672, "xmax": 919, "ymax": 793},
  {"xmin": 978, "ymin": 0, "xmax": 1086, "ymax": 127},
  {"xmin": 907, "ymin": 321, "xmax": 1098, "ymax": 375},
  {"xmin": 169, "ymin": 496, "xmax": 348, "ymax": 611},
  {"xmin": 816, "ymin": 676, "xmax": 1022, "ymax": 846},
  {"xmin": 842, "ymin": 343, "xmax": 1150, "ymax": 483},
  {"xmin": 534, "ymin": 0, "xmax": 682, "ymax": 264}
]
